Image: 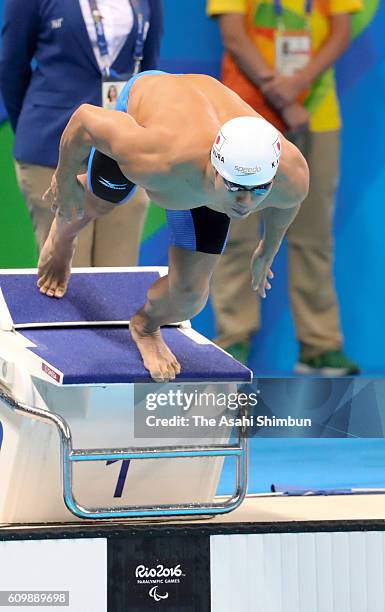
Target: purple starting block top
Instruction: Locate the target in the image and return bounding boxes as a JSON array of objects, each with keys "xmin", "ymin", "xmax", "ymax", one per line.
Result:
[
  {"xmin": 0, "ymin": 271, "xmax": 160, "ymax": 326},
  {"xmin": 22, "ymin": 327, "xmax": 252, "ymax": 384},
  {"xmin": 1, "ymin": 270, "xmax": 252, "ymax": 383}
]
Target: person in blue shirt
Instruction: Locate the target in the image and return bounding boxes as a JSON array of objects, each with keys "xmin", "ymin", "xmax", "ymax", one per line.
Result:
[{"xmin": 0, "ymin": 0, "xmax": 163, "ymax": 266}]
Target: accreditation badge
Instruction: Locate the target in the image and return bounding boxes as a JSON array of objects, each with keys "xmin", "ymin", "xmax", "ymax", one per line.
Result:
[
  {"xmin": 102, "ymin": 79, "xmax": 126, "ymax": 110},
  {"xmin": 275, "ymin": 31, "xmax": 311, "ymax": 76}
]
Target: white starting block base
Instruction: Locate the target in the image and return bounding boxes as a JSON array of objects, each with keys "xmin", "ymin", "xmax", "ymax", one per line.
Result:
[
  {"xmin": 0, "ymin": 268, "xmax": 251, "ymax": 523},
  {"xmin": 0, "ymin": 379, "xmax": 238, "ymax": 523}
]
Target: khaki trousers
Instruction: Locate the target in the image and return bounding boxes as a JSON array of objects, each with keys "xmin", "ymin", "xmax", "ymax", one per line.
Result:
[
  {"xmin": 210, "ymin": 130, "xmax": 343, "ymax": 358},
  {"xmin": 15, "ymin": 162, "xmax": 149, "ymax": 267}
]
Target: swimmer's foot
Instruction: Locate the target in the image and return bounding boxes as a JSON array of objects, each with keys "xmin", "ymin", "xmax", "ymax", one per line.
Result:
[
  {"xmin": 130, "ymin": 311, "xmax": 181, "ymax": 382},
  {"xmin": 37, "ymin": 218, "xmax": 76, "ymax": 298}
]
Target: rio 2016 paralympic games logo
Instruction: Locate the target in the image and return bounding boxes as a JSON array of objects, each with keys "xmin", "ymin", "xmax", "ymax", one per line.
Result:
[{"xmin": 135, "ymin": 563, "xmax": 185, "ymax": 602}]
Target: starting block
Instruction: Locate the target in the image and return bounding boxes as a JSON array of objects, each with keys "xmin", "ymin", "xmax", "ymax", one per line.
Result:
[{"xmin": 0, "ymin": 268, "xmax": 251, "ymax": 523}]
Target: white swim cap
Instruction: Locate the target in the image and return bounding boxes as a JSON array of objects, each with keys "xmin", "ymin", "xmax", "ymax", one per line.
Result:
[{"xmin": 211, "ymin": 116, "xmax": 281, "ymax": 186}]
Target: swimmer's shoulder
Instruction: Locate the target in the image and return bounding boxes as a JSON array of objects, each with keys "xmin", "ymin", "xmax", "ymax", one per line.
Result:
[
  {"xmin": 267, "ymin": 137, "xmax": 309, "ymax": 207},
  {"xmin": 279, "ymin": 135, "xmax": 309, "ymax": 178}
]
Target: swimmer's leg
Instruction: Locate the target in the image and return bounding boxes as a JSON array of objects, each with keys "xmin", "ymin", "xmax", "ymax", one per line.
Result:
[
  {"xmin": 130, "ymin": 246, "xmax": 220, "ymax": 382},
  {"xmin": 37, "ymin": 173, "xmax": 121, "ymax": 297}
]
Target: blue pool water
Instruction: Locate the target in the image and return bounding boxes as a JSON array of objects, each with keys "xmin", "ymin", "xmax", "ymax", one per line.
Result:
[{"xmin": 218, "ymin": 438, "xmax": 385, "ymax": 494}]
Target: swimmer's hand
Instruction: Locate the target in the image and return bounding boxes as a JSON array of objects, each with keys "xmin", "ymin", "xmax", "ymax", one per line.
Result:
[
  {"xmin": 43, "ymin": 173, "xmax": 85, "ymax": 223},
  {"xmin": 251, "ymin": 240, "xmax": 274, "ymax": 298}
]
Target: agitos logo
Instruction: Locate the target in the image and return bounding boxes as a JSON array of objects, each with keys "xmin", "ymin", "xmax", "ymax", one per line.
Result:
[
  {"xmin": 135, "ymin": 563, "xmax": 185, "ymax": 603},
  {"xmin": 149, "ymin": 586, "xmax": 169, "ymax": 602}
]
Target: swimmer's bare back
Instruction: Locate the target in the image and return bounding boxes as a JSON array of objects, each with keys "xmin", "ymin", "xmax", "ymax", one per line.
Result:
[
  {"xmin": 126, "ymin": 73, "xmax": 256, "ymax": 143},
  {"xmin": 120, "ymin": 74, "xmax": 262, "ymax": 204}
]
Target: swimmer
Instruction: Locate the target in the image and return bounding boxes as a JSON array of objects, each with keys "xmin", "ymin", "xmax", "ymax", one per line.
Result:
[{"xmin": 38, "ymin": 71, "xmax": 309, "ymax": 382}]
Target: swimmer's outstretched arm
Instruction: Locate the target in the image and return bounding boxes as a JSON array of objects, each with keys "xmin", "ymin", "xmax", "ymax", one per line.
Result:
[
  {"xmin": 251, "ymin": 204, "xmax": 300, "ymax": 297},
  {"xmin": 251, "ymin": 142, "xmax": 309, "ymax": 297},
  {"xmin": 48, "ymin": 104, "xmax": 159, "ymax": 221}
]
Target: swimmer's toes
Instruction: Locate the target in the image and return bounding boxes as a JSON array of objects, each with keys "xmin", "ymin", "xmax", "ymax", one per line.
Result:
[
  {"xmin": 37, "ymin": 274, "xmax": 47, "ymax": 288},
  {"xmin": 40, "ymin": 278, "xmax": 57, "ymax": 298},
  {"xmin": 158, "ymin": 363, "xmax": 173, "ymax": 382},
  {"xmin": 167, "ymin": 367, "xmax": 176, "ymax": 381},
  {"xmin": 143, "ymin": 360, "xmax": 162, "ymax": 382},
  {"xmin": 41, "ymin": 286, "xmax": 53, "ymax": 297},
  {"xmin": 149, "ymin": 361, "xmax": 175, "ymax": 383},
  {"xmin": 151, "ymin": 369, "xmax": 167, "ymax": 383},
  {"xmin": 54, "ymin": 285, "xmax": 66, "ymax": 298},
  {"xmin": 46, "ymin": 279, "xmax": 58, "ymax": 297},
  {"xmin": 169, "ymin": 361, "xmax": 180, "ymax": 378},
  {"xmin": 39, "ymin": 278, "xmax": 51, "ymax": 293},
  {"xmin": 173, "ymin": 358, "xmax": 181, "ymax": 374}
]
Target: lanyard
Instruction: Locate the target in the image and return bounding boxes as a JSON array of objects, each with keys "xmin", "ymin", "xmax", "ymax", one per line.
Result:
[
  {"xmin": 131, "ymin": 0, "xmax": 150, "ymax": 75},
  {"xmin": 88, "ymin": 0, "xmax": 109, "ymax": 73},
  {"xmin": 273, "ymin": 0, "xmax": 312, "ymax": 17},
  {"xmin": 87, "ymin": 0, "xmax": 150, "ymax": 77}
]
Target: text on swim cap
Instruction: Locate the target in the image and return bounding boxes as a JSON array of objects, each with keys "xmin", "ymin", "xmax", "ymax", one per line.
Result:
[
  {"xmin": 234, "ymin": 165, "xmax": 262, "ymax": 175},
  {"xmin": 213, "ymin": 148, "xmax": 225, "ymax": 163}
]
